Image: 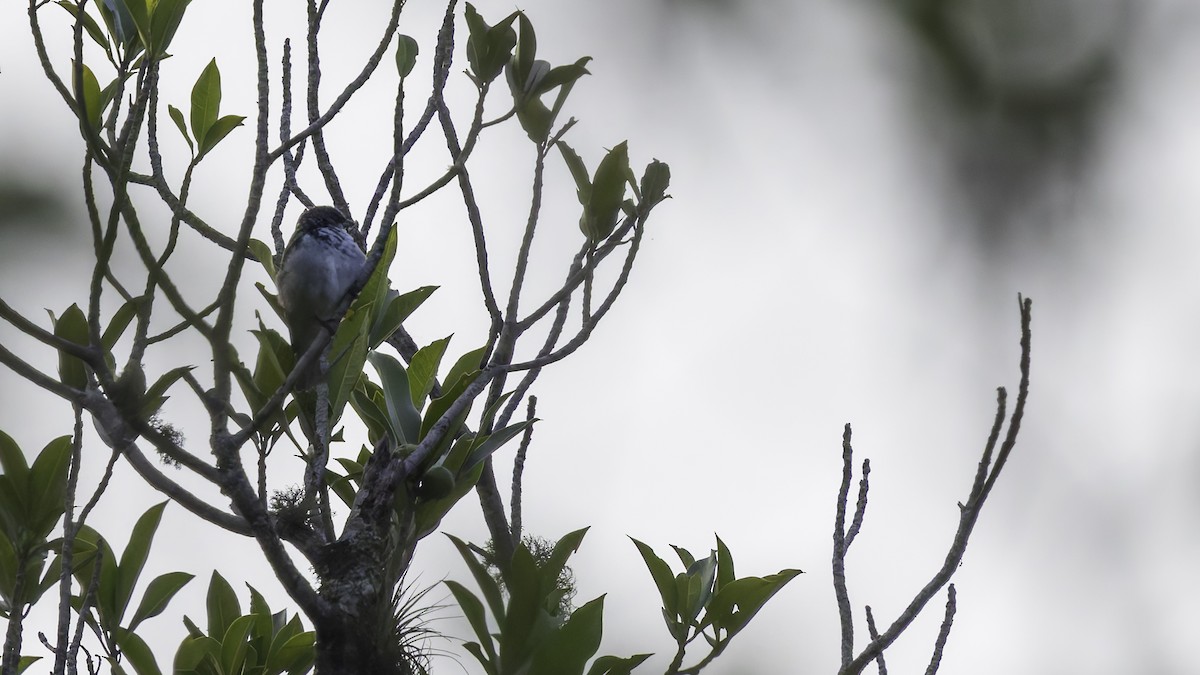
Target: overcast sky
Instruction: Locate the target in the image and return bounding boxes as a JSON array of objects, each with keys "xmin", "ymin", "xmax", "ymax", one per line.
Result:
[{"xmin": 4, "ymin": 1, "xmax": 1200, "ymax": 673}]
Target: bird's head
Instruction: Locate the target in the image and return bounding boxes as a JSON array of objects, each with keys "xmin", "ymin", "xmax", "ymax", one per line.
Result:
[{"xmin": 296, "ymin": 205, "xmax": 352, "ymax": 233}]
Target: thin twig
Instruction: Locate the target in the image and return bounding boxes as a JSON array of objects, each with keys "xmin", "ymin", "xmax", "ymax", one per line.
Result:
[
  {"xmin": 304, "ymin": 0, "xmax": 348, "ymax": 213},
  {"xmin": 505, "ymin": 217, "xmax": 646, "ymax": 372},
  {"xmin": 924, "ymin": 585, "xmax": 956, "ymax": 675},
  {"xmin": 864, "ymin": 606, "xmax": 887, "ymax": 675},
  {"xmin": 833, "ymin": 424, "xmax": 856, "ymax": 667},
  {"xmin": 845, "ymin": 458, "xmax": 870, "ymax": 549},
  {"xmin": 509, "ymin": 396, "xmax": 536, "ymax": 543},
  {"xmin": 840, "ymin": 298, "xmax": 1032, "ymax": 674},
  {"xmin": 267, "ymin": 0, "xmax": 408, "ymax": 162},
  {"xmin": 52, "ymin": 407, "xmax": 84, "ymax": 675}
]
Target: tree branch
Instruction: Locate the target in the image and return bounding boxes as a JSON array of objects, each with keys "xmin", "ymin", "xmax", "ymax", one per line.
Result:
[{"xmin": 838, "ymin": 297, "xmax": 1033, "ymax": 674}]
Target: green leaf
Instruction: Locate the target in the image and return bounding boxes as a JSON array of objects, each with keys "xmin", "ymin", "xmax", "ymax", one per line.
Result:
[
  {"xmin": 370, "ymin": 285, "xmax": 437, "ymax": 348},
  {"xmin": 639, "ymin": 160, "xmax": 671, "ymax": 214},
  {"xmin": 557, "ymin": 141, "xmax": 591, "ymax": 206},
  {"xmin": 139, "ymin": 365, "xmax": 193, "ymax": 419},
  {"xmin": 248, "ymin": 239, "xmax": 276, "ymax": 279},
  {"xmin": 366, "ymin": 352, "xmax": 422, "ymax": 444},
  {"xmin": 671, "ymin": 545, "xmax": 696, "ymax": 570},
  {"xmin": 395, "ymin": 34, "xmax": 419, "ymax": 78},
  {"xmin": 325, "ymin": 468, "xmax": 357, "ymax": 509},
  {"xmin": 205, "ymin": 570, "xmax": 241, "ymax": 640},
  {"xmin": 704, "ymin": 568, "xmax": 803, "ymax": 636},
  {"xmin": 349, "ymin": 383, "xmax": 392, "ymax": 447},
  {"xmin": 442, "ymin": 346, "xmax": 487, "ymax": 394},
  {"xmin": 585, "ymin": 654, "xmax": 653, "ymax": 675},
  {"xmin": 148, "ymin": 0, "xmax": 190, "ymax": 56},
  {"xmin": 101, "ymin": 296, "xmax": 143, "ymax": 351},
  {"xmin": 115, "ymin": 627, "xmax": 163, "ymax": 675},
  {"xmin": 542, "ymin": 528, "xmax": 588, "ymax": 595},
  {"xmin": 56, "ymin": 2, "xmax": 111, "ymax": 52},
  {"xmin": 464, "ymin": 4, "xmax": 518, "ymax": 82},
  {"xmin": 462, "ymin": 419, "xmax": 534, "ymax": 474},
  {"xmin": 630, "ymin": 538, "xmax": 678, "ymax": 621},
  {"xmin": 417, "ymin": 368, "xmax": 475, "ymax": 452},
  {"xmin": 128, "ymin": 571, "xmax": 193, "ymax": 630},
  {"xmin": 582, "ymin": 142, "xmax": 630, "ymax": 242},
  {"xmin": 219, "ymin": 615, "xmax": 256, "ymax": 675},
  {"xmin": 715, "ymin": 535, "xmax": 735, "ymax": 595},
  {"xmin": 497, "ymin": 545, "xmax": 548, "ymax": 672},
  {"xmin": 514, "ymin": 93, "xmax": 553, "ymax": 143},
  {"xmin": 0, "ymin": 430, "xmax": 29, "ymax": 478},
  {"xmin": 463, "ymin": 3, "xmax": 490, "ymax": 77},
  {"xmin": 190, "ymin": 58, "xmax": 222, "ymax": 149},
  {"xmin": 486, "ymin": 14, "xmax": 520, "ymax": 79},
  {"xmin": 97, "ymin": 0, "xmax": 137, "ymax": 47},
  {"xmin": 408, "ymin": 336, "xmax": 451, "ymax": 409},
  {"xmin": 683, "ymin": 551, "xmax": 717, "ymax": 624},
  {"xmin": 15, "ymin": 656, "xmax": 42, "ymax": 675},
  {"xmin": 446, "ymin": 534, "xmax": 505, "ymax": 622},
  {"xmin": 326, "ymin": 307, "xmax": 372, "ymax": 424},
  {"xmin": 72, "ymin": 525, "xmax": 119, "ymax": 627},
  {"xmin": 167, "ymin": 104, "xmax": 194, "ymax": 153},
  {"xmin": 123, "ymin": 0, "xmax": 152, "ymax": 50},
  {"xmin": 197, "ymin": 114, "xmax": 245, "ymax": 159},
  {"xmin": 513, "ymin": 12, "xmax": 536, "ymax": 89},
  {"xmin": 54, "ymin": 303, "xmax": 90, "ymax": 390},
  {"xmin": 529, "ymin": 595, "xmax": 605, "ymax": 675},
  {"xmin": 173, "ymin": 634, "xmax": 221, "ymax": 674},
  {"xmin": 0, "ymin": 529, "xmax": 20, "ymax": 605},
  {"xmin": 534, "ymin": 59, "xmax": 591, "ymax": 99},
  {"xmin": 250, "ymin": 326, "xmax": 293, "ymax": 412},
  {"xmin": 444, "ymin": 580, "xmax": 498, "ymax": 666},
  {"xmin": 322, "ymin": 224, "xmax": 397, "ymax": 407},
  {"xmin": 413, "ymin": 436, "xmax": 482, "ymax": 539},
  {"xmin": 25, "ymin": 436, "xmax": 72, "ymax": 541},
  {"xmin": 267, "ymin": 629, "xmax": 315, "ymax": 675},
  {"xmin": 116, "ymin": 502, "xmax": 168, "ymax": 624}
]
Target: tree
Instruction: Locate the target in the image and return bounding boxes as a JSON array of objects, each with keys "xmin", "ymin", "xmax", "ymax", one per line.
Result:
[{"xmin": 0, "ymin": 1, "xmax": 1031, "ymax": 674}]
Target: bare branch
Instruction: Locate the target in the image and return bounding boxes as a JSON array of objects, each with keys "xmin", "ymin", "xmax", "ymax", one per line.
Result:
[
  {"xmin": 127, "ymin": 172, "xmax": 249, "ymax": 256},
  {"xmin": 845, "ymin": 458, "xmax": 870, "ymax": 550},
  {"xmin": 833, "ymin": 424, "xmax": 856, "ymax": 667},
  {"xmin": 924, "ymin": 585, "xmax": 957, "ymax": 675},
  {"xmin": 864, "ymin": 606, "xmax": 887, "ymax": 675},
  {"xmin": 118, "ymin": 439, "xmax": 250, "ymax": 535},
  {"xmin": 267, "ymin": 0, "xmax": 408, "ymax": 162},
  {"xmin": 509, "ymin": 396, "xmax": 536, "ymax": 544},
  {"xmin": 0, "ymin": 340, "xmax": 84, "ymax": 402},
  {"xmin": 304, "ymin": 0, "xmax": 348, "ymax": 213},
  {"xmin": 839, "ymin": 297, "xmax": 1033, "ymax": 674},
  {"xmin": 505, "ymin": 219, "xmax": 646, "ymax": 373},
  {"xmin": 0, "ymin": 297, "xmax": 100, "ymax": 366}
]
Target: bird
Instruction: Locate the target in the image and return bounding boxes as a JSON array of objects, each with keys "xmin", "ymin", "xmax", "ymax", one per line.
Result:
[{"xmin": 276, "ymin": 205, "xmax": 367, "ymax": 389}]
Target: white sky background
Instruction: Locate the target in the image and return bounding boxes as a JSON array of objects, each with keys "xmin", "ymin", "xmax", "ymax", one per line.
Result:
[{"xmin": 3, "ymin": 0, "xmax": 1200, "ymax": 673}]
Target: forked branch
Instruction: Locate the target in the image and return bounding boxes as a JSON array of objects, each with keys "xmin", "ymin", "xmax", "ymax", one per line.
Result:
[{"xmin": 834, "ymin": 295, "xmax": 1032, "ymax": 674}]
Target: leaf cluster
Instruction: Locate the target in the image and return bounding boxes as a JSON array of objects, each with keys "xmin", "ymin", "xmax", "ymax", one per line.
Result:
[{"xmin": 444, "ymin": 529, "xmax": 650, "ymax": 675}]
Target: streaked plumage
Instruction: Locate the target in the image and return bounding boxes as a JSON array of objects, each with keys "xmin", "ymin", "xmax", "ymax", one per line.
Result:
[{"xmin": 276, "ymin": 206, "xmax": 366, "ymax": 389}]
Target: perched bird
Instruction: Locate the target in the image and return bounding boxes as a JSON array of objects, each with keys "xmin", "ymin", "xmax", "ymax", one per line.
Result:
[{"xmin": 276, "ymin": 206, "xmax": 366, "ymax": 389}]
